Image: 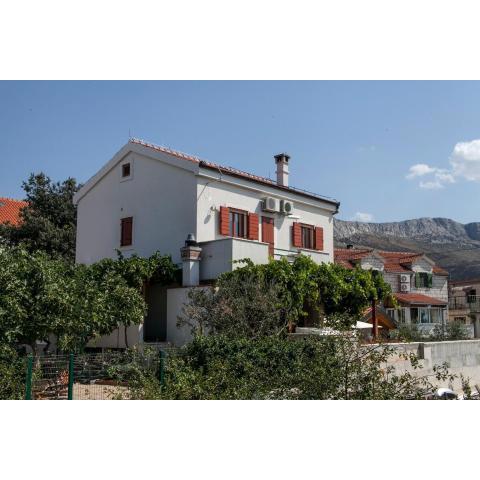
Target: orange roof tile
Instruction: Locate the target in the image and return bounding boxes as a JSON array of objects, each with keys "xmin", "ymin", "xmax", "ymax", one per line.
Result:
[
  {"xmin": 394, "ymin": 293, "xmax": 447, "ymax": 306},
  {"xmin": 0, "ymin": 198, "xmax": 27, "ymax": 226}
]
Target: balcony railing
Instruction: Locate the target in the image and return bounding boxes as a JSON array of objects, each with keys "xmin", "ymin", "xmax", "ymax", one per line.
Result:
[{"xmin": 449, "ymin": 295, "xmax": 480, "ymax": 313}]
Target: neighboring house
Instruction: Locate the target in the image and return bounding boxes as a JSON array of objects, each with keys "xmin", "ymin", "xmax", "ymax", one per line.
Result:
[
  {"xmin": 449, "ymin": 279, "xmax": 480, "ymax": 337},
  {"xmin": 0, "ymin": 197, "xmax": 27, "ymax": 226},
  {"xmin": 335, "ymin": 247, "xmax": 450, "ymax": 335},
  {"xmin": 74, "ymin": 138, "xmax": 340, "ymax": 347}
]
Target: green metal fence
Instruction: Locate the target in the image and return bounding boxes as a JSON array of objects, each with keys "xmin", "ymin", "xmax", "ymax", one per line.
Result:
[{"xmin": 25, "ymin": 350, "xmax": 166, "ymax": 400}]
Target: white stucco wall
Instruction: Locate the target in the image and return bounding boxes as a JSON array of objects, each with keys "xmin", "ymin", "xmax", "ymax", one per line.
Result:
[
  {"xmin": 199, "ymin": 237, "xmax": 269, "ymax": 280},
  {"xmin": 360, "ymin": 255, "xmax": 385, "ymax": 271},
  {"xmin": 196, "ymin": 169, "xmax": 336, "ymax": 263},
  {"xmin": 387, "ymin": 340, "xmax": 480, "ymax": 393},
  {"xmin": 383, "ymin": 271, "xmax": 448, "ymax": 301},
  {"xmin": 87, "ymin": 324, "xmax": 142, "ymax": 349},
  {"xmin": 166, "ymin": 286, "xmax": 210, "ymax": 346},
  {"xmin": 75, "ymin": 150, "xmax": 197, "ymax": 265}
]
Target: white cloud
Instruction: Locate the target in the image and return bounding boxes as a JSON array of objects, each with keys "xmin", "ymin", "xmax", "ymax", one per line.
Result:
[
  {"xmin": 419, "ymin": 180, "xmax": 444, "ymax": 190},
  {"xmin": 406, "ymin": 138, "xmax": 480, "ymax": 189},
  {"xmin": 450, "ymin": 139, "xmax": 480, "ymax": 181},
  {"xmin": 406, "ymin": 163, "xmax": 436, "ymax": 179},
  {"xmin": 352, "ymin": 212, "xmax": 374, "ymax": 222}
]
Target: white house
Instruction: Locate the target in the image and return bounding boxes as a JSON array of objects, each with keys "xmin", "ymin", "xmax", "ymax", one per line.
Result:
[
  {"xmin": 74, "ymin": 138, "xmax": 340, "ymax": 348},
  {"xmin": 335, "ymin": 247, "xmax": 452, "ymax": 335}
]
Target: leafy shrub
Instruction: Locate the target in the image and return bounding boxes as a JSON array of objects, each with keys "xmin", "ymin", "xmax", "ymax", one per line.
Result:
[
  {"xmin": 0, "ymin": 345, "xmax": 26, "ymax": 400},
  {"xmin": 147, "ymin": 334, "xmax": 451, "ymax": 400},
  {"xmin": 391, "ymin": 322, "xmax": 470, "ymax": 343}
]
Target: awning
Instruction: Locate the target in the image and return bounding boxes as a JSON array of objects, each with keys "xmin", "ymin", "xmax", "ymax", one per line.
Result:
[
  {"xmin": 355, "ymin": 321, "xmax": 382, "ymax": 330},
  {"xmin": 394, "ymin": 293, "xmax": 447, "ymax": 306}
]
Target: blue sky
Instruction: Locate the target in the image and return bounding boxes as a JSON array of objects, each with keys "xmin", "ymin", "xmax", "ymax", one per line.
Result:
[{"xmin": 1, "ymin": 81, "xmax": 480, "ymax": 224}]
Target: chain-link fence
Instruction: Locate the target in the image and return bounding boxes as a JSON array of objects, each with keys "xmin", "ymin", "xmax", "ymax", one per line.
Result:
[{"xmin": 25, "ymin": 350, "xmax": 167, "ymax": 400}]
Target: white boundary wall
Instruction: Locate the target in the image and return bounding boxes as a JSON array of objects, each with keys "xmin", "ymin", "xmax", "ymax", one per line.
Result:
[{"xmin": 387, "ymin": 339, "xmax": 480, "ymax": 392}]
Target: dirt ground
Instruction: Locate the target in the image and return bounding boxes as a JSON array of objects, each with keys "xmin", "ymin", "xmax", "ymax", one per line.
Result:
[{"xmin": 72, "ymin": 383, "xmax": 130, "ymax": 400}]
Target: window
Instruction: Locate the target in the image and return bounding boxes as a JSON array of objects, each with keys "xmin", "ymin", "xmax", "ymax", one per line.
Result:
[
  {"xmin": 414, "ymin": 272, "xmax": 433, "ymax": 289},
  {"xmin": 411, "ymin": 307, "xmax": 442, "ymax": 324},
  {"xmin": 229, "ymin": 209, "xmax": 248, "ymax": 238},
  {"xmin": 386, "ymin": 308, "xmax": 407, "ymax": 324},
  {"xmin": 386, "ymin": 308, "xmax": 395, "ymax": 321},
  {"xmin": 122, "ymin": 163, "xmax": 131, "ymax": 178},
  {"xmin": 121, "ymin": 217, "xmax": 133, "ymax": 246},
  {"xmin": 430, "ymin": 308, "xmax": 442, "ymax": 324},
  {"xmin": 454, "ymin": 316, "xmax": 467, "ymax": 324},
  {"xmin": 300, "ymin": 224, "xmax": 315, "ymax": 249},
  {"xmin": 467, "ymin": 289, "xmax": 477, "ymax": 303}
]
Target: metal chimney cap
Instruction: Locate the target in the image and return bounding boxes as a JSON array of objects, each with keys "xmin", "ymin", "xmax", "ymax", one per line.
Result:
[
  {"xmin": 274, "ymin": 153, "xmax": 290, "ymax": 163},
  {"xmin": 185, "ymin": 233, "xmax": 197, "ymax": 246}
]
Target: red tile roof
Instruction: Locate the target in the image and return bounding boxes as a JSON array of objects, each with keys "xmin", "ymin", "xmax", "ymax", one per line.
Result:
[
  {"xmin": 334, "ymin": 248, "xmax": 448, "ymax": 275},
  {"xmin": 0, "ymin": 198, "xmax": 27, "ymax": 226},
  {"xmin": 394, "ymin": 293, "xmax": 447, "ymax": 306},
  {"xmin": 129, "ymin": 138, "xmax": 340, "ymax": 207}
]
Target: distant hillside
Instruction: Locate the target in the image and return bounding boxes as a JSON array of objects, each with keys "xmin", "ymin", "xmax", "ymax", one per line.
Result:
[{"xmin": 334, "ymin": 218, "xmax": 480, "ymax": 281}]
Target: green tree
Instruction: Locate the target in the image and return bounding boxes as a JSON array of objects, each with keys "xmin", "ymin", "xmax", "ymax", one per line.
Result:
[
  {"xmin": 0, "ymin": 245, "xmax": 178, "ymax": 353},
  {"xmin": 0, "ymin": 173, "xmax": 79, "ymax": 261},
  {"xmin": 179, "ymin": 255, "xmax": 393, "ymax": 337}
]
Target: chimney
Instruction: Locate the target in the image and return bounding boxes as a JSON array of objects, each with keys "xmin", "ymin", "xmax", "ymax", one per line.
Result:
[
  {"xmin": 274, "ymin": 153, "xmax": 290, "ymax": 187},
  {"xmin": 180, "ymin": 234, "xmax": 202, "ymax": 287}
]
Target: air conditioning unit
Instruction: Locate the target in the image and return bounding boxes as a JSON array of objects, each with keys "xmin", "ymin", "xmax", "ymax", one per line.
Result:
[
  {"xmin": 261, "ymin": 197, "xmax": 278, "ymax": 212},
  {"xmin": 280, "ymin": 199, "xmax": 294, "ymax": 215},
  {"xmin": 400, "ymin": 283, "xmax": 410, "ymax": 292},
  {"xmin": 400, "ymin": 274, "xmax": 410, "ymax": 283}
]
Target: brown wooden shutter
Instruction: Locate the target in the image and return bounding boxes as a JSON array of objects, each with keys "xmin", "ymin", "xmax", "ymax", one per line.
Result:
[
  {"xmin": 292, "ymin": 222, "xmax": 302, "ymax": 247},
  {"xmin": 247, "ymin": 212, "xmax": 259, "ymax": 240},
  {"xmin": 219, "ymin": 206, "xmax": 230, "ymax": 236},
  {"xmin": 121, "ymin": 217, "xmax": 133, "ymax": 246},
  {"xmin": 315, "ymin": 226, "xmax": 324, "ymax": 251}
]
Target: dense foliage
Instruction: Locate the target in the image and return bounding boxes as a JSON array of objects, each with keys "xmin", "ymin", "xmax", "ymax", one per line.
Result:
[
  {"xmin": 0, "ymin": 345, "xmax": 26, "ymax": 400},
  {"xmin": 0, "ymin": 245, "xmax": 178, "ymax": 353},
  {"xmin": 179, "ymin": 256, "xmax": 393, "ymax": 337},
  {"xmin": 393, "ymin": 322, "xmax": 471, "ymax": 342},
  {"xmin": 123, "ymin": 334, "xmax": 453, "ymax": 400},
  {"xmin": 0, "ymin": 173, "xmax": 79, "ymax": 261}
]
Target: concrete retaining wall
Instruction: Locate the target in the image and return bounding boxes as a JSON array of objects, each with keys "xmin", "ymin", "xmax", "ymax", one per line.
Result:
[{"xmin": 387, "ymin": 339, "xmax": 480, "ymax": 392}]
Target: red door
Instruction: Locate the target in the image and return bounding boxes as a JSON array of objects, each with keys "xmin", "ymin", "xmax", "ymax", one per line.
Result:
[{"xmin": 262, "ymin": 217, "xmax": 275, "ymax": 257}]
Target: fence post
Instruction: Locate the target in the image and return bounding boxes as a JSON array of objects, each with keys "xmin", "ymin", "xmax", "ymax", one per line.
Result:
[
  {"xmin": 67, "ymin": 353, "xmax": 74, "ymax": 400},
  {"xmin": 159, "ymin": 350, "xmax": 166, "ymax": 387},
  {"xmin": 25, "ymin": 355, "xmax": 33, "ymax": 400}
]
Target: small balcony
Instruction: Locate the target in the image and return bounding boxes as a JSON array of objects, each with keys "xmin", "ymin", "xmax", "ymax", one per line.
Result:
[
  {"xmin": 448, "ymin": 295, "xmax": 480, "ymax": 313},
  {"xmin": 198, "ymin": 238, "xmax": 330, "ymax": 282},
  {"xmin": 198, "ymin": 238, "xmax": 269, "ymax": 281}
]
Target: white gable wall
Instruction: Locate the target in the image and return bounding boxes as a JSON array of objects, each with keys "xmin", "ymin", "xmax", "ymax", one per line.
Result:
[
  {"xmin": 75, "ymin": 151, "xmax": 197, "ymax": 265},
  {"xmin": 360, "ymin": 255, "xmax": 385, "ymax": 271}
]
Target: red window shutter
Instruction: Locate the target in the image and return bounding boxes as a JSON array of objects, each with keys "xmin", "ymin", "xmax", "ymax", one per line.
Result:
[
  {"xmin": 219, "ymin": 206, "xmax": 230, "ymax": 236},
  {"xmin": 292, "ymin": 222, "xmax": 302, "ymax": 247},
  {"xmin": 315, "ymin": 226, "xmax": 324, "ymax": 251},
  {"xmin": 247, "ymin": 213, "xmax": 259, "ymax": 240},
  {"xmin": 121, "ymin": 217, "xmax": 133, "ymax": 246}
]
